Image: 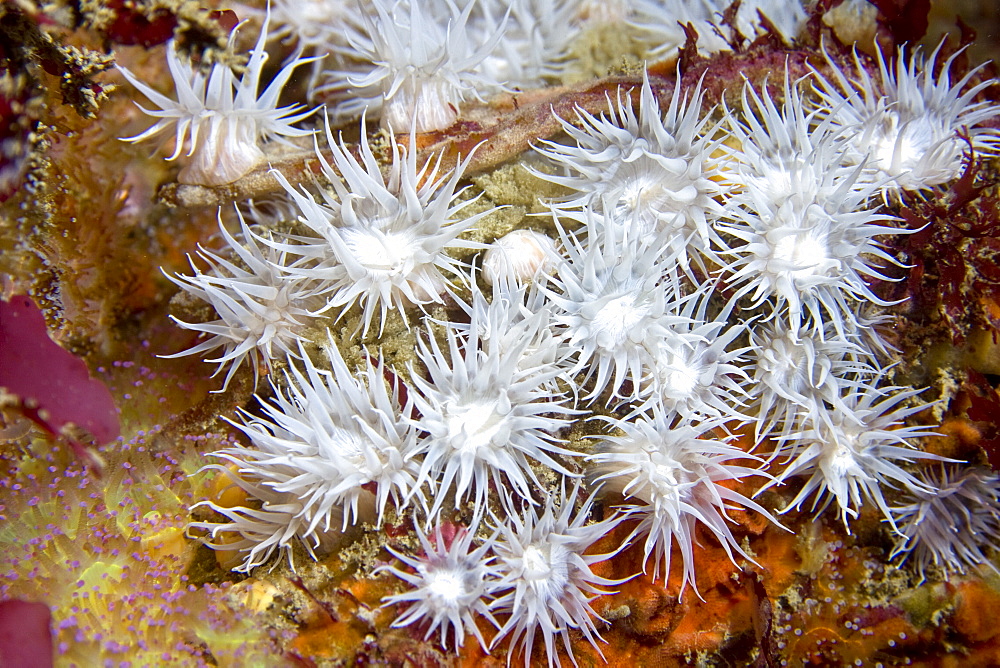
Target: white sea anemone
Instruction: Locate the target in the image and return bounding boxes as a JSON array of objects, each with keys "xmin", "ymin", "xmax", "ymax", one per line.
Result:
[
  {"xmin": 746, "ymin": 320, "xmax": 883, "ymax": 442},
  {"xmin": 890, "ymin": 465, "xmax": 1000, "ymax": 581},
  {"xmin": 760, "ymin": 385, "xmax": 945, "ymax": 529},
  {"xmin": 489, "ymin": 482, "xmax": 625, "ymax": 668},
  {"xmin": 203, "ymin": 333, "xmax": 423, "ymax": 556},
  {"xmin": 481, "ymin": 229, "xmax": 558, "ymax": 287},
  {"xmin": 721, "ymin": 70, "xmax": 866, "ymax": 205},
  {"xmin": 811, "ymin": 40, "xmax": 1000, "ymax": 197},
  {"xmin": 473, "ymin": 0, "xmax": 579, "ymax": 91},
  {"xmin": 719, "ymin": 74, "xmax": 913, "ymax": 346},
  {"xmin": 587, "ymin": 409, "xmax": 775, "ymax": 597},
  {"xmin": 326, "ymin": 0, "xmax": 506, "ymax": 132},
  {"xmin": 247, "ymin": 0, "xmax": 368, "ymax": 95},
  {"xmin": 542, "ymin": 211, "xmax": 698, "ymax": 403},
  {"xmin": 638, "ymin": 291, "xmax": 752, "ymax": 423},
  {"xmin": 629, "ymin": 0, "xmax": 727, "ymax": 60},
  {"xmin": 163, "ymin": 212, "xmax": 324, "ymax": 392},
  {"xmin": 190, "ymin": 473, "xmax": 353, "ymax": 572},
  {"xmin": 717, "ymin": 120, "xmax": 909, "ymax": 336},
  {"xmin": 117, "ymin": 13, "xmax": 316, "ymax": 185},
  {"xmin": 534, "ymin": 71, "xmax": 728, "ymax": 270},
  {"xmin": 409, "ymin": 284, "xmax": 579, "ymax": 517},
  {"xmin": 272, "ymin": 115, "xmax": 490, "ymax": 337},
  {"xmin": 261, "ymin": 0, "xmax": 355, "ymax": 48},
  {"xmin": 378, "ymin": 520, "xmax": 503, "ymax": 651},
  {"xmin": 452, "ymin": 275, "xmax": 566, "ymax": 387}
]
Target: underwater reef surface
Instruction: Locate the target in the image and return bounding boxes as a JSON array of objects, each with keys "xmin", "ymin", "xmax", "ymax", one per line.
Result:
[{"xmin": 3, "ymin": 0, "xmax": 1000, "ymax": 666}]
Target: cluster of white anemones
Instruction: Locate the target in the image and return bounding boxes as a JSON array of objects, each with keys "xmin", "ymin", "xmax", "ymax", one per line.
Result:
[
  {"xmin": 118, "ymin": 0, "xmax": 817, "ymax": 184},
  {"xmin": 117, "ymin": 0, "xmax": 1000, "ymax": 665}
]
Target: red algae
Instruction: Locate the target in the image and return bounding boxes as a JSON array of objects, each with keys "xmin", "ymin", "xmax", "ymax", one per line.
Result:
[
  {"xmin": 0, "ymin": 600, "xmax": 53, "ymax": 668},
  {"xmin": 0, "ymin": 294, "xmax": 119, "ymax": 470}
]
